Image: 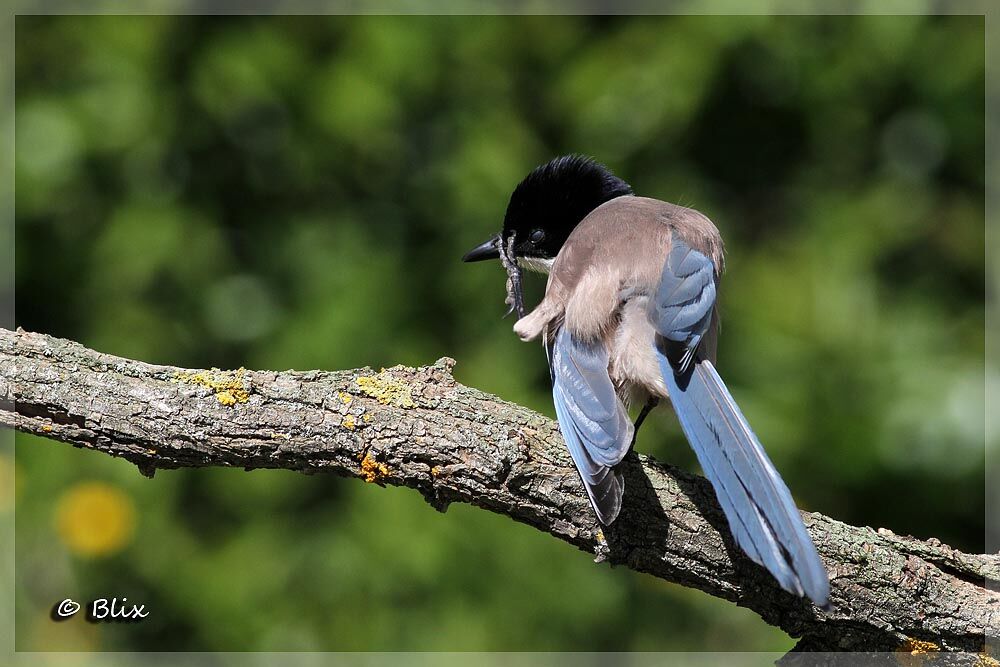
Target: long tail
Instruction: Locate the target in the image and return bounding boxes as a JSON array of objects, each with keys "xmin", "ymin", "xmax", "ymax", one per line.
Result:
[{"xmin": 660, "ymin": 355, "xmax": 830, "ymax": 607}]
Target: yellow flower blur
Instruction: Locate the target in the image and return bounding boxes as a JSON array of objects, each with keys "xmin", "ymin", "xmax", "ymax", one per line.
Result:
[{"xmin": 55, "ymin": 481, "xmax": 136, "ymax": 558}]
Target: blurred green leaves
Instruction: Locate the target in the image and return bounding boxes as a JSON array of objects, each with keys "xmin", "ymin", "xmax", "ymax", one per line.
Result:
[{"xmin": 13, "ymin": 14, "xmax": 984, "ymax": 652}]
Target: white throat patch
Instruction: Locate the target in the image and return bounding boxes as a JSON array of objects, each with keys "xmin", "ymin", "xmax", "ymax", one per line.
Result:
[{"xmin": 517, "ymin": 256, "xmax": 555, "ymax": 274}]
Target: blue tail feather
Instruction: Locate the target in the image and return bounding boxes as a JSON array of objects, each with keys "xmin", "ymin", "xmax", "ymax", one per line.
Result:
[{"xmin": 658, "ymin": 352, "xmax": 830, "ymax": 607}]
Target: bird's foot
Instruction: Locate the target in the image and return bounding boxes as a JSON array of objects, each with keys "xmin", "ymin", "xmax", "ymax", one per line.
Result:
[{"xmin": 630, "ymin": 397, "xmax": 660, "ymax": 447}]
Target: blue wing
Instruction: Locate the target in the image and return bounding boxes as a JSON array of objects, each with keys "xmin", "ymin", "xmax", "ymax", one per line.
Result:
[
  {"xmin": 651, "ymin": 233, "xmax": 830, "ymax": 607},
  {"xmin": 550, "ymin": 327, "xmax": 634, "ymax": 525}
]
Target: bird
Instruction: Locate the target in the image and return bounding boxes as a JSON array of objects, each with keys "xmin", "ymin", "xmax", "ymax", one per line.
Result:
[{"xmin": 462, "ymin": 154, "xmax": 830, "ymax": 608}]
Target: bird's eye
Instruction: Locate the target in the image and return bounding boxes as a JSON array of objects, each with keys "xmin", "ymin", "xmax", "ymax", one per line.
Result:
[{"xmin": 529, "ymin": 229, "xmax": 545, "ymax": 244}]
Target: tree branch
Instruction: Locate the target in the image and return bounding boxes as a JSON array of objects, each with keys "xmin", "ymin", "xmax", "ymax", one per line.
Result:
[{"xmin": 2, "ymin": 328, "xmax": 996, "ymax": 656}]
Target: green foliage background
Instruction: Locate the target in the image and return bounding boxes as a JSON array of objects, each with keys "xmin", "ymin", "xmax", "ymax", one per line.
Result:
[{"xmin": 13, "ymin": 14, "xmax": 984, "ymax": 652}]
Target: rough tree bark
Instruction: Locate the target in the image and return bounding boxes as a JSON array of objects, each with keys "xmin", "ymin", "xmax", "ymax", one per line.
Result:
[{"xmin": 1, "ymin": 328, "xmax": 996, "ymax": 660}]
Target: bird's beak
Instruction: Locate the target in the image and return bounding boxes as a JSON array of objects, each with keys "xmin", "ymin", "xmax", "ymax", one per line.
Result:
[{"xmin": 462, "ymin": 234, "xmax": 502, "ymax": 262}]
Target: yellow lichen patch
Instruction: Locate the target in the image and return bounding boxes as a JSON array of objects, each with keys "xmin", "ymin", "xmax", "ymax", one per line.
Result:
[
  {"xmin": 360, "ymin": 454, "xmax": 389, "ymax": 483},
  {"xmin": 41, "ymin": 425, "xmax": 53, "ymax": 433},
  {"xmin": 977, "ymin": 654, "xmax": 1000, "ymax": 667},
  {"xmin": 363, "ymin": 413, "xmax": 373, "ymax": 423},
  {"xmin": 174, "ymin": 368, "xmax": 250, "ymax": 407},
  {"xmin": 338, "ymin": 391, "xmax": 353, "ymax": 405},
  {"xmin": 55, "ymin": 481, "xmax": 136, "ymax": 558},
  {"xmin": 342, "ymin": 415, "xmax": 356, "ymax": 430},
  {"xmin": 900, "ymin": 638, "xmax": 939, "ymax": 655},
  {"xmin": 355, "ymin": 373, "xmax": 416, "ymax": 408},
  {"xmin": 430, "ymin": 465, "xmax": 441, "ymax": 477}
]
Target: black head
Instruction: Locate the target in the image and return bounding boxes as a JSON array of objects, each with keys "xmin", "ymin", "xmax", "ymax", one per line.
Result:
[{"xmin": 462, "ymin": 155, "xmax": 633, "ymax": 264}]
